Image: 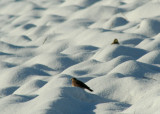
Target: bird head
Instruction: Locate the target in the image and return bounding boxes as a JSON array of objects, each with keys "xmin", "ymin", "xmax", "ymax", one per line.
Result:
[{"xmin": 71, "ymin": 78, "xmax": 77, "ymax": 81}]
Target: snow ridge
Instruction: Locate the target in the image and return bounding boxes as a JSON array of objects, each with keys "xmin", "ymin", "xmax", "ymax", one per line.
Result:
[{"xmin": 0, "ymin": 0, "xmax": 160, "ymax": 114}]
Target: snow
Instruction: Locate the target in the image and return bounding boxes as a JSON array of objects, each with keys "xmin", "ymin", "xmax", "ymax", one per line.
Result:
[{"xmin": 0, "ymin": 0, "xmax": 160, "ymax": 114}]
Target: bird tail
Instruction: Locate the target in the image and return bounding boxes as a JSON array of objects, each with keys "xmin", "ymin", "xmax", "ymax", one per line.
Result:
[{"xmin": 88, "ymin": 88, "xmax": 93, "ymax": 92}]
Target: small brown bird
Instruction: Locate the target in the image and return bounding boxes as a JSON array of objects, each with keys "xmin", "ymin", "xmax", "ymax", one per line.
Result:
[
  {"xmin": 71, "ymin": 78, "xmax": 93, "ymax": 92},
  {"xmin": 111, "ymin": 38, "xmax": 119, "ymax": 44}
]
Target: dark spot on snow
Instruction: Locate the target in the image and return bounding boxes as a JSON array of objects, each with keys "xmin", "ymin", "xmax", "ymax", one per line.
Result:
[{"xmin": 23, "ymin": 24, "xmax": 36, "ymax": 30}]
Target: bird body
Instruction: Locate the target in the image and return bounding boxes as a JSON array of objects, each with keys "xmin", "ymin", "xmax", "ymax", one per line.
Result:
[
  {"xmin": 71, "ymin": 78, "xmax": 93, "ymax": 92},
  {"xmin": 112, "ymin": 38, "xmax": 119, "ymax": 44}
]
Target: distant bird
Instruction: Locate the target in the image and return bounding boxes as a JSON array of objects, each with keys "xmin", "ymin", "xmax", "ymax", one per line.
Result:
[
  {"xmin": 71, "ymin": 78, "xmax": 93, "ymax": 92},
  {"xmin": 111, "ymin": 38, "xmax": 119, "ymax": 44}
]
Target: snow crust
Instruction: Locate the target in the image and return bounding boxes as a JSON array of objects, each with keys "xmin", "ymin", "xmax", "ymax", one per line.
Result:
[{"xmin": 0, "ymin": 0, "xmax": 160, "ymax": 114}]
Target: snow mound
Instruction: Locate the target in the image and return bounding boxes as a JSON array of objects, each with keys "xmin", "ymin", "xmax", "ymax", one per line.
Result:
[
  {"xmin": 1, "ymin": 0, "xmax": 160, "ymax": 114},
  {"xmin": 109, "ymin": 60, "xmax": 160, "ymax": 78},
  {"xmin": 138, "ymin": 50, "xmax": 160, "ymax": 64},
  {"xmin": 14, "ymin": 79, "xmax": 47, "ymax": 95},
  {"xmin": 123, "ymin": 87, "xmax": 160, "ymax": 114},
  {"xmin": 62, "ymin": 0, "xmax": 99, "ymax": 7},
  {"xmin": 104, "ymin": 16, "xmax": 128, "ymax": 29},
  {"xmin": 92, "ymin": 45, "xmax": 146, "ymax": 62},
  {"xmin": 70, "ymin": 5, "xmax": 120, "ymax": 21},
  {"xmin": 126, "ymin": 2, "xmax": 160, "ymax": 21},
  {"xmin": 137, "ymin": 37, "xmax": 160, "ymax": 51},
  {"xmin": 135, "ymin": 19, "xmax": 160, "ymax": 37},
  {"xmin": 87, "ymin": 73, "xmax": 154, "ymax": 104},
  {"xmin": 63, "ymin": 56, "xmax": 133, "ymax": 77}
]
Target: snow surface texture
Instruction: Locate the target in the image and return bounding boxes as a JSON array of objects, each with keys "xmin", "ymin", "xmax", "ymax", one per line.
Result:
[{"xmin": 0, "ymin": 0, "xmax": 160, "ymax": 114}]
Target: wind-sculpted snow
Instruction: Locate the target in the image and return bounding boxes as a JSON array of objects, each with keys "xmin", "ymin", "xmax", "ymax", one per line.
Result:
[{"xmin": 0, "ymin": 0, "xmax": 160, "ymax": 114}]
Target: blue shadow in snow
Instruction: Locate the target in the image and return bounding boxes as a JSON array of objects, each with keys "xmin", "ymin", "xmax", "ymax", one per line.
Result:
[
  {"xmin": 12, "ymin": 94, "xmax": 38, "ymax": 103},
  {"xmin": 16, "ymin": 65, "xmax": 52, "ymax": 80},
  {"xmin": 0, "ymin": 52, "xmax": 14, "ymax": 56},
  {"xmin": 23, "ymin": 24, "xmax": 36, "ymax": 30},
  {"xmin": 0, "ymin": 86, "xmax": 19, "ymax": 96},
  {"xmin": 21, "ymin": 35, "xmax": 32, "ymax": 41}
]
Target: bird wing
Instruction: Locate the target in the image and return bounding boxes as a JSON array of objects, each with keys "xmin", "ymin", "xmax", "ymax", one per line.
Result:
[{"xmin": 76, "ymin": 80, "xmax": 90, "ymax": 89}]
